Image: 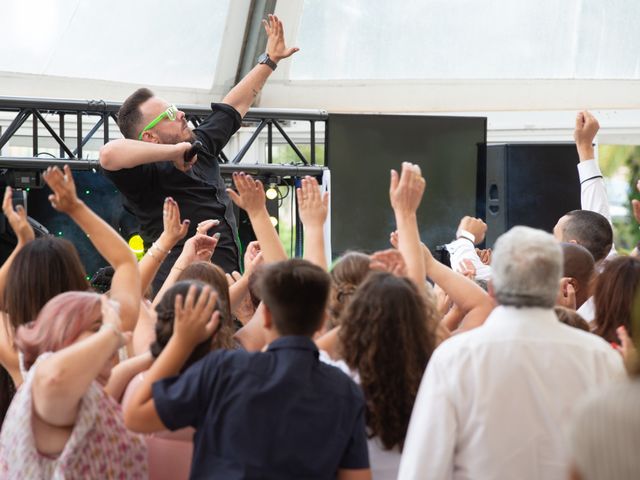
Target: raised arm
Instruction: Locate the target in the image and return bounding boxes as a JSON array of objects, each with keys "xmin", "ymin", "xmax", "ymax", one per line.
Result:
[
  {"xmin": 297, "ymin": 176, "xmax": 330, "ymax": 270},
  {"xmin": 222, "ymin": 14, "xmax": 299, "ymax": 118},
  {"xmin": 0, "ymin": 187, "xmax": 35, "ymax": 308},
  {"xmin": 124, "ymin": 285, "xmax": 219, "ymax": 433},
  {"xmin": 32, "ymin": 297, "xmax": 128, "ymax": 427},
  {"xmin": 445, "ymin": 217, "xmax": 492, "ymax": 281},
  {"xmin": 43, "ymin": 166, "xmax": 141, "ymax": 330},
  {"xmin": 227, "ymin": 172, "xmax": 287, "ymax": 262},
  {"xmin": 99, "ymin": 139, "xmax": 193, "ymax": 172},
  {"xmin": 389, "ymin": 163, "xmax": 427, "ymax": 289},
  {"xmin": 151, "ymin": 232, "xmax": 220, "ymax": 306},
  {"xmin": 574, "ymin": 111, "xmax": 612, "ymax": 222},
  {"xmin": 138, "ymin": 197, "xmax": 190, "ymax": 295}
]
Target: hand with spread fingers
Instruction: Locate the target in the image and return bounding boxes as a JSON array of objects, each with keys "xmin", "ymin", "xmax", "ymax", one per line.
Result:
[
  {"xmin": 161, "ymin": 197, "xmax": 190, "ymax": 248},
  {"xmin": 370, "ymin": 249, "xmax": 408, "ymax": 278},
  {"xmin": 42, "ymin": 165, "xmax": 83, "ymax": 214},
  {"xmin": 226, "ymin": 172, "xmax": 267, "ymax": 216},
  {"xmin": 243, "ymin": 241, "xmax": 264, "ymax": 276},
  {"xmin": 173, "ymin": 285, "xmax": 220, "ymax": 348},
  {"xmin": 2, "ymin": 186, "xmax": 34, "ymax": 245},
  {"xmin": 263, "ymin": 13, "xmax": 299, "ymax": 63},
  {"xmin": 390, "ymin": 162, "xmax": 426, "ymax": 217},
  {"xmin": 297, "ymin": 176, "xmax": 329, "ymax": 228}
]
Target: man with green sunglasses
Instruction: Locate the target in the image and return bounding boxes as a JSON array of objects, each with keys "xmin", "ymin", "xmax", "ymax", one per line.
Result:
[{"xmin": 100, "ymin": 14, "xmax": 298, "ymax": 289}]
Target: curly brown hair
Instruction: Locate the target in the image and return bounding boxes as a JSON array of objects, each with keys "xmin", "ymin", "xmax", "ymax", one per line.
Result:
[
  {"xmin": 338, "ymin": 272, "xmax": 437, "ymax": 450},
  {"xmin": 328, "ymin": 252, "xmax": 371, "ymax": 329}
]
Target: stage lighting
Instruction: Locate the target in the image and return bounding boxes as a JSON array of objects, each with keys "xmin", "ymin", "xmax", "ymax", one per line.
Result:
[
  {"xmin": 266, "ymin": 187, "xmax": 278, "ymax": 200},
  {"xmin": 128, "ymin": 234, "xmax": 145, "ymax": 260}
]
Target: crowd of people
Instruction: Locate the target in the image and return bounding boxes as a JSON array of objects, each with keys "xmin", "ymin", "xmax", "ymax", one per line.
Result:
[{"xmin": 0, "ymin": 14, "xmax": 638, "ymax": 480}]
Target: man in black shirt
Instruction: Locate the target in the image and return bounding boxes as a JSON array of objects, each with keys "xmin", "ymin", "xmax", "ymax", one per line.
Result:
[{"xmin": 100, "ymin": 14, "xmax": 298, "ymax": 287}]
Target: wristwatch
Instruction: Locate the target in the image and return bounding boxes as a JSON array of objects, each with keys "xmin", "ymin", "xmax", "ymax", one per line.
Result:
[{"xmin": 258, "ymin": 53, "xmax": 278, "ymax": 71}]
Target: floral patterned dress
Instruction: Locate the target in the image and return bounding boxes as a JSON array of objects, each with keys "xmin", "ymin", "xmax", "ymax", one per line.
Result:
[{"xmin": 0, "ymin": 353, "xmax": 147, "ymax": 479}]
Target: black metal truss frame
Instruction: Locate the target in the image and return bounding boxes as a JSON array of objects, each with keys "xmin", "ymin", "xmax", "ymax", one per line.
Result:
[{"xmin": 0, "ymin": 96, "xmax": 328, "ymax": 166}]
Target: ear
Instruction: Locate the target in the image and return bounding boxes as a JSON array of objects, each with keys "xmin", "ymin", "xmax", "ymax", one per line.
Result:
[
  {"xmin": 141, "ymin": 130, "xmax": 160, "ymax": 144},
  {"xmin": 568, "ymin": 239, "xmax": 579, "ymax": 245},
  {"xmin": 567, "ymin": 277, "xmax": 579, "ymax": 293}
]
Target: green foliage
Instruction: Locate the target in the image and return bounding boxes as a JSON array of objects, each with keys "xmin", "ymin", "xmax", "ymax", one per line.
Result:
[{"xmin": 599, "ymin": 145, "xmax": 640, "ymax": 251}]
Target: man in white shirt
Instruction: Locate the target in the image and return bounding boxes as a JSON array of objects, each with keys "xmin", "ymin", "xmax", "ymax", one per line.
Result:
[{"xmin": 398, "ymin": 226, "xmax": 624, "ymax": 480}]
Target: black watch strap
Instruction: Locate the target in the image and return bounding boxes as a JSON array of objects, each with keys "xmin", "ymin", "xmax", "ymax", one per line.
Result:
[{"xmin": 258, "ymin": 53, "xmax": 277, "ymax": 71}]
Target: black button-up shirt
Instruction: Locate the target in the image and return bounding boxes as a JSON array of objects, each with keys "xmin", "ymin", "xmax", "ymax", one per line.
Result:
[
  {"xmin": 153, "ymin": 336, "xmax": 370, "ymax": 480},
  {"xmin": 103, "ymin": 103, "xmax": 241, "ymax": 276}
]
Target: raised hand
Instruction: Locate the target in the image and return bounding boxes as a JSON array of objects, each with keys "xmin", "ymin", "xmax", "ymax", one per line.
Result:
[
  {"xmin": 161, "ymin": 197, "xmax": 190, "ymax": 247},
  {"xmin": 100, "ymin": 296, "xmax": 130, "ymax": 347},
  {"xmin": 390, "ymin": 162, "xmax": 426, "ymax": 217},
  {"xmin": 476, "ymin": 248, "xmax": 492, "ymax": 265},
  {"xmin": 243, "ymin": 241, "xmax": 264, "ymax": 276},
  {"xmin": 196, "ymin": 219, "xmax": 220, "ymax": 235},
  {"xmin": 297, "ymin": 176, "xmax": 329, "ymax": 228},
  {"xmin": 226, "ymin": 172, "xmax": 266, "ymax": 216},
  {"xmin": 263, "ymin": 14, "xmax": 299, "ymax": 62},
  {"xmin": 370, "ymin": 249, "xmax": 408, "ymax": 277},
  {"xmin": 457, "ymin": 216, "xmax": 487, "ymax": 245},
  {"xmin": 457, "ymin": 259, "xmax": 477, "ymax": 280},
  {"xmin": 42, "ymin": 165, "xmax": 82, "ymax": 214},
  {"xmin": 173, "ymin": 285, "xmax": 220, "ymax": 348},
  {"xmin": 574, "ymin": 111, "xmax": 599, "ymax": 161},
  {"xmin": 177, "ymin": 233, "xmax": 220, "ymax": 267},
  {"xmin": 389, "ymin": 230, "xmax": 399, "ymax": 249},
  {"xmin": 2, "ymin": 186, "xmax": 34, "ymax": 244}
]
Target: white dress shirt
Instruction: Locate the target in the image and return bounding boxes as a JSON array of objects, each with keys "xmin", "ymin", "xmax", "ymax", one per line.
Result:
[
  {"xmin": 445, "ymin": 238, "xmax": 492, "ymax": 281},
  {"xmin": 398, "ymin": 305, "xmax": 625, "ymax": 480}
]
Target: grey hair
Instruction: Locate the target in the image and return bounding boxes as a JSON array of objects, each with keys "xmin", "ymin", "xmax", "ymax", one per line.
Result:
[{"xmin": 491, "ymin": 226, "xmax": 562, "ymax": 308}]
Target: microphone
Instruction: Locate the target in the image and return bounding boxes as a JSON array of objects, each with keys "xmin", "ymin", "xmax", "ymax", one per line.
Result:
[{"xmin": 184, "ymin": 140, "xmax": 203, "ymax": 164}]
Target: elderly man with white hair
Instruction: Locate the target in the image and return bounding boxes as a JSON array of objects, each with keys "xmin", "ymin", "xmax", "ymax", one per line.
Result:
[{"xmin": 397, "ymin": 226, "xmax": 625, "ymax": 480}]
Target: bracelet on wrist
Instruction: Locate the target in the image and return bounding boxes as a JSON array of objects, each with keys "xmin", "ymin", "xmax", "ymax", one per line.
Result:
[
  {"xmin": 152, "ymin": 242, "xmax": 171, "ymax": 255},
  {"xmin": 146, "ymin": 249, "xmax": 163, "ymax": 264}
]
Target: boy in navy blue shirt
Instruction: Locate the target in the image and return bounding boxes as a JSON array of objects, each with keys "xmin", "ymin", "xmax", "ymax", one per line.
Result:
[{"xmin": 124, "ymin": 259, "xmax": 371, "ymax": 480}]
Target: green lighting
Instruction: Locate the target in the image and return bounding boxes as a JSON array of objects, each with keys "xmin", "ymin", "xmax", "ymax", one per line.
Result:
[
  {"xmin": 57, "ymin": 231, "xmax": 63, "ymax": 236},
  {"xmin": 85, "ymin": 190, "xmax": 90, "ymax": 195},
  {"xmin": 85, "ymin": 276, "xmax": 91, "ymax": 280},
  {"xmin": 25, "ymin": 188, "xmax": 30, "ymax": 192}
]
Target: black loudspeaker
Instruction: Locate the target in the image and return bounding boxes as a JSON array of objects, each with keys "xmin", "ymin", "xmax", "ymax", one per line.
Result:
[{"xmin": 485, "ymin": 143, "xmax": 581, "ymax": 246}]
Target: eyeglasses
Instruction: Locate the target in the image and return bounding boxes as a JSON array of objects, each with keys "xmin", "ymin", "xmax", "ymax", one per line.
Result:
[{"xmin": 138, "ymin": 104, "xmax": 179, "ymax": 140}]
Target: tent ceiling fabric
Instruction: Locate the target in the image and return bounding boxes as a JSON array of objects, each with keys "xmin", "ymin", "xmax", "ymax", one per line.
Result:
[
  {"xmin": 291, "ymin": 0, "xmax": 640, "ymax": 80},
  {"xmin": 0, "ymin": 0, "xmax": 231, "ymax": 89}
]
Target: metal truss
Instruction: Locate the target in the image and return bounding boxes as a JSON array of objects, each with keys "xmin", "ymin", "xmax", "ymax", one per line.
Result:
[{"xmin": 0, "ymin": 96, "xmax": 328, "ymax": 166}]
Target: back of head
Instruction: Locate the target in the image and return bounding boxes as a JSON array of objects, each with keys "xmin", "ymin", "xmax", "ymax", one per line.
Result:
[
  {"xmin": 492, "ymin": 226, "xmax": 562, "ymax": 308},
  {"xmin": 118, "ymin": 88, "xmax": 154, "ymax": 139},
  {"xmin": 257, "ymin": 259, "xmax": 330, "ymax": 336},
  {"xmin": 339, "ymin": 271, "xmax": 436, "ymax": 450},
  {"xmin": 328, "ymin": 251, "xmax": 371, "ymax": 327},
  {"xmin": 15, "ymin": 291, "xmax": 101, "ymax": 371},
  {"xmin": 5, "ymin": 237, "xmax": 89, "ymax": 330},
  {"xmin": 561, "ymin": 243, "xmax": 595, "ymax": 287},
  {"xmin": 561, "ymin": 210, "xmax": 613, "ymax": 263},
  {"xmin": 554, "ymin": 306, "xmax": 590, "ymax": 332},
  {"xmin": 177, "ymin": 262, "xmax": 235, "ymax": 349},
  {"xmin": 153, "ymin": 280, "xmax": 231, "ymax": 368},
  {"xmin": 593, "ymin": 256, "xmax": 640, "ymax": 343}
]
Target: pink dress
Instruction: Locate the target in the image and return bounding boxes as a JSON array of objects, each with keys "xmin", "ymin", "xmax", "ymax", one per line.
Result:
[
  {"xmin": 122, "ymin": 372, "xmax": 194, "ymax": 480},
  {"xmin": 0, "ymin": 353, "xmax": 147, "ymax": 479}
]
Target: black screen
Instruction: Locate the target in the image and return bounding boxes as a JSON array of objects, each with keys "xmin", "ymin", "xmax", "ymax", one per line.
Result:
[{"xmin": 328, "ymin": 113, "xmax": 486, "ymax": 256}]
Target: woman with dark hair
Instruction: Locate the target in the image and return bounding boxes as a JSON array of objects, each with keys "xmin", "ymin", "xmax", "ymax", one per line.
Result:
[
  {"xmin": 593, "ymin": 256, "xmax": 640, "ymax": 344},
  {"xmin": 0, "ymin": 165, "xmax": 144, "ymax": 477}
]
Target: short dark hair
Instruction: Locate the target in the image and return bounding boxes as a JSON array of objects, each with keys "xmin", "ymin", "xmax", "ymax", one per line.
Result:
[
  {"xmin": 117, "ymin": 88, "xmax": 154, "ymax": 139},
  {"xmin": 561, "ymin": 242, "xmax": 595, "ymax": 290},
  {"xmin": 257, "ymin": 259, "xmax": 330, "ymax": 336},
  {"xmin": 562, "ymin": 210, "xmax": 613, "ymax": 263}
]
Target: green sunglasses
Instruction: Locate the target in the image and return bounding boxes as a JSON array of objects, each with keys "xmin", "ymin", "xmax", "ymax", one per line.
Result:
[{"xmin": 138, "ymin": 104, "xmax": 179, "ymax": 140}]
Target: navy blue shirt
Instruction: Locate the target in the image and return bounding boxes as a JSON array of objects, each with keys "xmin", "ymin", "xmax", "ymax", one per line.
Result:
[
  {"xmin": 103, "ymin": 103, "xmax": 241, "ymax": 278},
  {"xmin": 152, "ymin": 336, "xmax": 370, "ymax": 480}
]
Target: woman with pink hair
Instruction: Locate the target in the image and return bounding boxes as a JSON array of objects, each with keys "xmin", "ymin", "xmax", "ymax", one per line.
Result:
[{"xmin": 0, "ymin": 166, "xmax": 145, "ymax": 478}]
